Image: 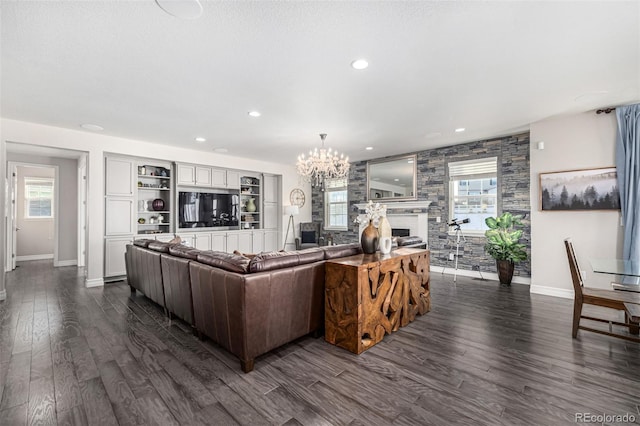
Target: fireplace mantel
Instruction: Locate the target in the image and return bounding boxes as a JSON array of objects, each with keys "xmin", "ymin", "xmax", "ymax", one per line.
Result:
[{"xmin": 355, "ymin": 200, "xmax": 432, "ymax": 210}]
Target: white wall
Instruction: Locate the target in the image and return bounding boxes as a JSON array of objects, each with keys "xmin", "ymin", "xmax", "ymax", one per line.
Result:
[
  {"xmin": 530, "ymin": 111, "xmax": 623, "ymax": 298},
  {"xmin": 15, "ymin": 165, "xmax": 55, "ymax": 258},
  {"xmin": 1, "ymin": 118, "xmax": 310, "ymax": 288}
]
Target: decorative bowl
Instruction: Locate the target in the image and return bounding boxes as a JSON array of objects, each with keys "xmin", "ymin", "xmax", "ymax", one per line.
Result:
[{"xmin": 152, "ymin": 198, "xmax": 165, "ymax": 211}]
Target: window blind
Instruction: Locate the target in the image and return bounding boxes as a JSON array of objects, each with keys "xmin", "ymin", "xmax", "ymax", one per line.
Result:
[{"xmin": 448, "ymin": 157, "xmax": 497, "ymax": 181}]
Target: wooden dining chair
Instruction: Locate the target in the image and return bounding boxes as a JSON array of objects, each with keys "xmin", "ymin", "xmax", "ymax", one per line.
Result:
[{"xmin": 565, "ymin": 238, "xmax": 640, "ymax": 342}]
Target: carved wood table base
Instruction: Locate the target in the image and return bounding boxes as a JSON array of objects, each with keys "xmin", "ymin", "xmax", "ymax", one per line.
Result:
[{"xmin": 325, "ymin": 248, "xmax": 431, "ymax": 354}]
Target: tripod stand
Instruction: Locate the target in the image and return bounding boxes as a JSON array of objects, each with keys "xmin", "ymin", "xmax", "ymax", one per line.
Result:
[{"xmin": 442, "ymin": 223, "xmax": 466, "ymax": 282}]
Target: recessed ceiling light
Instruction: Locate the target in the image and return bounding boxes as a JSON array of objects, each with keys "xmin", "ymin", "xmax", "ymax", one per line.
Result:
[
  {"xmin": 214, "ymin": 148, "xmax": 228, "ymax": 153},
  {"xmin": 248, "ymin": 111, "xmax": 261, "ymax": 117},
  {"xmin": 365, "ymin": 146, "xmax": 373, "ymax": 150},
  {"xmin": 351, "ymin": 59, "xmax": 369, "ymax": 70},
  {"xmin": 455, "ymin": 128, "xmax": 466, "ymax": 133},
  {"xmin": 155, "ymin": 0, "xmax": 203, "ymax": 19},
  {"xmin": 394, "ymin": 178, "xmax": 400, "ymax": 182},
  {"xmin": 194, "ymin": 137, "xmax": 206, "ymax": 142},
  {"xmin": 80, "ymin": 123, "xmax": 104, "ymax": 131}
]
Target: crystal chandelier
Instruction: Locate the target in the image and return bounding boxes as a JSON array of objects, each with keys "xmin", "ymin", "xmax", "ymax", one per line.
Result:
[{"xmin": 296, "ymin": 133, "xmax": 350, "ymax": 187}]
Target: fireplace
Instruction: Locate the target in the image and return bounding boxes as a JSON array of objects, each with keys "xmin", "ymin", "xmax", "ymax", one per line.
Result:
[
  {"xmin": 355, "ymin": 201, "xmax": 431, "ymax": 248},
  {"xmin": 392, "ymin": 228, "xmax": 410, "ymax": 237}
]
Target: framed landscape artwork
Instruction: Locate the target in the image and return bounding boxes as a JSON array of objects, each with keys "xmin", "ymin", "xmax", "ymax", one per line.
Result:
[{"xmin": 539, "ymin": 167, "xmax": 620, "ymax": 211}]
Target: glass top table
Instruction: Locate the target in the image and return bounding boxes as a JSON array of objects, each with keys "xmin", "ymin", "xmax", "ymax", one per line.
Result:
[{"xmin": 589, "ymin": 258, "xmax": 640, "ymax": 291}]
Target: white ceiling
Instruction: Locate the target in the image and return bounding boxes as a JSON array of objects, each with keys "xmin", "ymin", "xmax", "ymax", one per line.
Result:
[{"xmin": 2, "ymin": 1, "xmax": 638, "ymax": 163}]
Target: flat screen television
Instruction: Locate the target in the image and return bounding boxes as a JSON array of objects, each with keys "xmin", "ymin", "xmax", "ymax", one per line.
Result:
[{"xmin": 178, "ymin": 190, "xmax": 239, "ymax": 229}]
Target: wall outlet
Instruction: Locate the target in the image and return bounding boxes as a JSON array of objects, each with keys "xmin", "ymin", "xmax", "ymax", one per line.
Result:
[
  {"xmin": 448, "ymin": 253, "xmax": 455, "ymax": 261},
  {"xmin": 436, "ymin": 216, "xmax": 441, "ymax": 223}
]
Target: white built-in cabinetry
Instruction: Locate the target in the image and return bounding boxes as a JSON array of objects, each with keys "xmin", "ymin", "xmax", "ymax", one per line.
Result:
[
  {"xmin": 177, "ymin": 163, "xmax": 240, "ymax": 189},
  {"xmin": 105, "ymin": 156, "xmax": 282, "ymax": 279},
  {"xmin": 104, "ymin": 156, "xmax": 174, "ymax": 279}
]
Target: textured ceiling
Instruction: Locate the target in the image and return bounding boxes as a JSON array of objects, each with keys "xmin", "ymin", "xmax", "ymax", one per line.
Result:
[{"xmin": 2, "ymin": 1, "xmax": 639, "ymax": 163}]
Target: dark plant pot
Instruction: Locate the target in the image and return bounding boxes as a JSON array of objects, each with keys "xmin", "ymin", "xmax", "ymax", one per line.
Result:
[
  {"xmin": 361, "ymin": 220, "xmax": 379, "ymax": 254},
  {"xmin": 496, "ymin": 260, "xmax": 515, "ymax": 285}
]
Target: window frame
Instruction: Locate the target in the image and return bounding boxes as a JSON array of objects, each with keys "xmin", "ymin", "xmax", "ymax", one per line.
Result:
[
  {"xmin": 24, "ymin": 177, "xmax": 55, "ymax": 220},
  {"xmin": 324, "ymin": 178, "xmax": 348, "ymax": 231},
  {"xmin": 448, "ymin": 157, "xmax": 499, "ymax": 236}
]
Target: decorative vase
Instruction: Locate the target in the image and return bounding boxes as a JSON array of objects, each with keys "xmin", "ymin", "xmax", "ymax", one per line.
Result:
[
  {"xmin": 245, "ymin": 198, "xmax": 257, "ymax": 212},
  {"xmin": 377, "ymin": 216, "xmax": 392, "ymax": 254},
  {"xmin": 379, "ymin": 237, "xmax": 392, "ymax": 254},
  {"xmin": 152, "ymin": 198, "xmax": 165, "ymax": 211},
  {"xmin": 361, "ymin": 220, "xmax": 379, "ymax": 254},
  {"xmin": 496, "ymin": 260, "xmax": 515, "ymax": 285}
]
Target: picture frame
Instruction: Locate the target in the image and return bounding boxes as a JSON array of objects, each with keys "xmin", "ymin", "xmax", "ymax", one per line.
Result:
[{"xmin": 539, "ymin": 167, "xmax": 620, "ymax": 211}]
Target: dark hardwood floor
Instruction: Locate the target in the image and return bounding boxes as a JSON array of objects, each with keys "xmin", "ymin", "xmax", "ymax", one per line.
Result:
[{"xmin": 1, "ymin": 260, "xmax": 639, "ymax": 425}]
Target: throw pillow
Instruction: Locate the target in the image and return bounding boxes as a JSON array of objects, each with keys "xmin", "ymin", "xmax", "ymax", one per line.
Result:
[
  {"xmin": 233, "ymin": 250, "xmax": 257, "ymax": 259},
  {"xmin": 301, "ymin": 230, "xmax": 316, "ymax": 244}
]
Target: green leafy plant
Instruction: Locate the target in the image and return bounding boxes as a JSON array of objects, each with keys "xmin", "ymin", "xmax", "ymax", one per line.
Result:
[{"xmin": 484, "ymin": 212, "xmax": 528, "ymax": 263}]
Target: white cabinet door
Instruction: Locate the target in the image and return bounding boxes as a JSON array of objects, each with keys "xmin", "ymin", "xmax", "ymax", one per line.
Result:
[
  {"xmin": 177, "ymin": 164, "xmax": 196, "ymax": 186},
  {"xmin": 238, "ymin": 231, "xmax": 253, "ymax": 253},
  {"xmin": 263, "ymin": 202, "xmax": 278, "ymax": 229},
  {"xmin": 105, "ymin": 198, "xmax": 134, "ymax": 235},
  {"xmin": 263, "ymin": 174, "xmax": 279, "ymax": 203},
  {"xmin": 211, "ymin": 168, "xmax": 226, "ymax": 188},
  {"xmin": 226, "ymin": 232, "xmax": 240, "ymax": 253},
  {"xmin": 194, "ymin": 233, "xmax": 212, "ymax": 251},
  {"xmin": 211, "ymin": 233, "xmax": 226, "ymax": 252},
  {"xmin": 226, "ymin": 170, "xmax": 240, "ymax": 189},
  {"xmin": 264, "ymin": 230, "xmax": 279, "ymax": 252},
  {"xmin": 105, "ymin": 237, "xmax": 131, "ymax": 277},
  {"xmin": 195, "ymin": 166, "xmax": 212, "ymax": 187},
  {"xmin": 106, "ymin": 157, "xmax": 134, "ymax": 196},
  {"xmin": 252, "ymin": 230, "xmax": 264, "ymax": 253}
]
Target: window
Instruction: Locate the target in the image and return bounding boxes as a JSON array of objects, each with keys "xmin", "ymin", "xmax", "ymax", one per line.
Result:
[
  {"xmin": 324, "ymin": 178, "xmax": 348, "ymax": 230},
  {"xmin": 25, "ymin": 178, "xmax": 54, "ymax": 219},
  {"xmin": 448, "ymin": 157, "xmax": 497, "ymax": 234}
]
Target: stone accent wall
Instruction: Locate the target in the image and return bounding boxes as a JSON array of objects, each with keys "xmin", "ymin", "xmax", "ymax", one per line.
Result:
[{"xmin": 312, "ymin": 132, "xmax": 531, "ymax": 278}]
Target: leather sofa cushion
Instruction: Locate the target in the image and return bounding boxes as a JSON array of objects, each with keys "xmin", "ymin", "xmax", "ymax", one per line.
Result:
[
  {"xmin": 148, "ymin": 241, "xmax": 175, "ymax": 253},
  {"xmin": 249, "ymin": 248, "xmax": 325, "ymax": 273},
  {"xmin": 323, "ymin": 243, "xmax": 362, "ymax": 260},
  {"xmin": 133, "ymin": 239, "xmax": 154, "ymax": 248},
  {"xmin": 169, "ymin": 245, "xmax": 200, "ymax": 260},
  {"xmin": 197, "ymin": 251, "xmax": 250, "ymax": 274},
  {"xmin": 396, "ymin": 236, "xmax": 423, "ymax": 246}
]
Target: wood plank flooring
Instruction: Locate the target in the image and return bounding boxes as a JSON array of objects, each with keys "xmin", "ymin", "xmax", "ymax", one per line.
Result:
[{"xmin": 1, "ymin": 260, "xmax": 639, "ymax": 425}]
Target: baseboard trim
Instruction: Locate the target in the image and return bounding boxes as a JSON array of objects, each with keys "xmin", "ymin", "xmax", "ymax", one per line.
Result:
[
  {"xmin": 16, "ymin": 254, "xmax": 54, "ymax": 261},
  {"xmin": 0, "ymin": 289, "xmax": 6, "ymax": 301},
  {"xmin": 85, "ymin": 277, "xmax": 104, "ymax": 288},
  {"xmin": 530, "ymin": 285, "xmax": 574, "ymax": 299},
  {"xmin": 431, "ymin": 266, "xmax": 531, "ymax": 285},
  {"xmin": 54, "ymin": 260, "xmax": 78, "ymax": 267}
]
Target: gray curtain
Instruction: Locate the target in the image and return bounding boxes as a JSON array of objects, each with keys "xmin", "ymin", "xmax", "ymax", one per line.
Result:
[{"xmin": 615, "ymin": 103, "xmax": 640, "ymax": 262}]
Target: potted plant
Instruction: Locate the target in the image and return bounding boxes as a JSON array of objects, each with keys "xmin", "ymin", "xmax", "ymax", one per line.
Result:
[{"xmin": 484, "ymin": 212, "xmax": 528, "ymax": 285}]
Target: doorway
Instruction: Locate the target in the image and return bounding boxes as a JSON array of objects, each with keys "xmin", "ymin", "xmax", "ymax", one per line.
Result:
[
  {"xmin": 5, "ymin": 145, "xmax": 88, "ymax": 272},
  {"xmin": 8, "ymin": 163, "xmax": 58, "ymax": 268}
]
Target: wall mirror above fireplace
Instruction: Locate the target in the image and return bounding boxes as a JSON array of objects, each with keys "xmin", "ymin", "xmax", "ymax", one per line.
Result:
[{"xmin": 367, "ymin": 154, "xmax": 417, "ymax": 201}]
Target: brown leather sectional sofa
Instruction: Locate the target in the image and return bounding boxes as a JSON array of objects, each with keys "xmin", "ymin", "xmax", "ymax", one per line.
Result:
[{"xmin": 124, "ymin": 240, "xmax": 361, "ymax": 372}]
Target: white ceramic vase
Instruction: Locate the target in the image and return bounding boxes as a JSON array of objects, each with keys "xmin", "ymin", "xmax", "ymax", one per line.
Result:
[{"xmin": 379, "ymin": 237, "xmax": 392, "ymax": 254}]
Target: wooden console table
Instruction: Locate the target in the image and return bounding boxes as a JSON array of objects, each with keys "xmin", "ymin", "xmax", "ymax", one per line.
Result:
[{"xmin": 325, "ymin": 248, "xmax": 430, "ymax": 354}]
